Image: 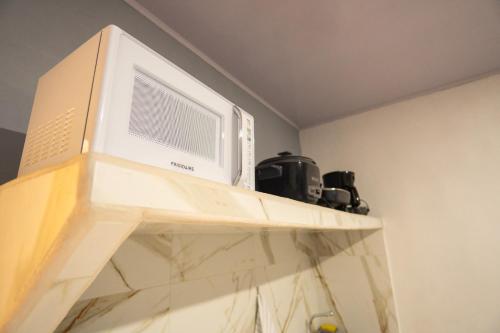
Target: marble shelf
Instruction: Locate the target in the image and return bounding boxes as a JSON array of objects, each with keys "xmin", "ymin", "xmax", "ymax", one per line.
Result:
[{"xmin": 0, "ymin": 153, "xmax": 382, "ymax": 333}]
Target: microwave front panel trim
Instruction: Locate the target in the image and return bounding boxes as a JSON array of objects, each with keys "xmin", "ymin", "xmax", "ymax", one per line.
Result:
[{"xmin": 83, "ymin": 26, "xmax": 121, "ymax": 156}]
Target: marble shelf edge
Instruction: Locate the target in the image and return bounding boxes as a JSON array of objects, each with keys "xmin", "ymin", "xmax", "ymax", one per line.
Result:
[
  {"xmin": 0, "ymin": 153, "xmax": 382, "ymax": 333},
  {"xmin": 88, "ymin": 153, "xmax": 383, "ymax": 233}
]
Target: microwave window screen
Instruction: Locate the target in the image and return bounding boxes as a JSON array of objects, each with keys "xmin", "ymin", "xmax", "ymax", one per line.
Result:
[{"xmin": 129, "ymin": 70, "xmax": 222, "ymax": 163}]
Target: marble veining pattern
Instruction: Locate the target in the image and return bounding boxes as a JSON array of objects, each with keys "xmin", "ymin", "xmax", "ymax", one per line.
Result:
[{"xmin": 58, "ymin": 230, "xmax": 399, "ymax": 333}]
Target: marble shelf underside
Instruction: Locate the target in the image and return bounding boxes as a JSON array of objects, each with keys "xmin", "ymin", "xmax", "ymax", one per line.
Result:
[
  {"xmin": 0, "ymin": 154, "xmax": 385, "ymax": 333},
  {"xmin": 57, "ymin": 230, "xmax": 399, "ymax": 333}
]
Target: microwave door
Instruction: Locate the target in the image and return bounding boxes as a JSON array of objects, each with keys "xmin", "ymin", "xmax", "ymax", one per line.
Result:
[{"xmin": 99, "ymin": 33, "xmax": 232, "ymax": 185}]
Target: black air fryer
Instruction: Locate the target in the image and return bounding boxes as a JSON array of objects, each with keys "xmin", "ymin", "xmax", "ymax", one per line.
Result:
[
  {"xmin": 255, "ymin": 152, "xmax": 321, "ymax": 204},
  {"xmin": 322, "ymin": 171, "xmax": 369, "ymax": 215},
  {"xmin": 323, "ymin": 171, "xmax": 360, "ymax": 207}
]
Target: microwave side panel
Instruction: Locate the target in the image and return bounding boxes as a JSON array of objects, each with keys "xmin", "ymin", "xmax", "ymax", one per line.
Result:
[{"xmin": 18, "ymin": 32, "xmax": 102, "ymax": 176}]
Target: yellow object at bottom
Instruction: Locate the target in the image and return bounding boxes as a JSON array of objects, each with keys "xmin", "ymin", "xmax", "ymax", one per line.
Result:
[{"xmin": 319, "ymin": 323, "xmax": 338, "ymax": 332}]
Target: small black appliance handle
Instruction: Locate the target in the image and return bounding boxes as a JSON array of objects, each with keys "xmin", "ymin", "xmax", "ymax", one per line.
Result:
[
  {"xmin": 350, "ymin": 186, "xmax": 361, "ymax": 207},
  {"xmin": 256, "ymin": 165, "xmax": 283, "ymax": 180}
]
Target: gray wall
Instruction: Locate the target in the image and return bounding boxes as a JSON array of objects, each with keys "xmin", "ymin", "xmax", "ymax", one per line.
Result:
[
  {"xmin": 0, "ymin": 0, "xmax": 300, "ymax": 183},
  {"xmin": 0, "ymin": 128, "xmax": 25, "ymax": 184}
]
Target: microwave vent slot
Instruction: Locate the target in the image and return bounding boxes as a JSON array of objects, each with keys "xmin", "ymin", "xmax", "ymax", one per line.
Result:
[
  {"xmin": 22, "ymin": 108, "xmax": 74, "ymax": 167},
  {"xmin": 129, "ymin": 71, "xmax": 219, "ymax": 162}
]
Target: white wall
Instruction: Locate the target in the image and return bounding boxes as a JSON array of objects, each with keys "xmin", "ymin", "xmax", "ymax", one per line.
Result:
[{"xmin": 300, "ymin": 74, "xmax": 500, "ymax": 333}]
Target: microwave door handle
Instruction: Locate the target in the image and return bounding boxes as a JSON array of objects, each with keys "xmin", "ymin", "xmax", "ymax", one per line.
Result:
[{"xmin": 232, "ymin": 105, "xmax": 243, "ymax": 185}]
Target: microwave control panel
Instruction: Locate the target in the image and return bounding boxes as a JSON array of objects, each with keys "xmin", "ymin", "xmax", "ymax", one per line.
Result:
[{"xmin": 241, "ymin": 111, "xmax": 255, "ymax": 189}]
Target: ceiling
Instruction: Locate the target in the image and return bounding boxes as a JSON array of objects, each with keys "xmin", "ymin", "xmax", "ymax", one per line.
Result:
[{"xmin": 129, "ymin": 0, "xmax": 500, "ymax": 128}]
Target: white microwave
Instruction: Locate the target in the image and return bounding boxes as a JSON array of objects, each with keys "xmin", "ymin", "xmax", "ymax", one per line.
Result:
[{"xmin": 18, "ymin": 25, "xmax": 255, "ymax": 189}]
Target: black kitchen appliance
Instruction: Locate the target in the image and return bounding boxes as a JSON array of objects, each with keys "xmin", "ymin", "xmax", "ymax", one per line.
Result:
[
  {"xmin": 322, "ymin": 171, "xmax": 369, "ymax": 215},
  {"xmin": 255, "ymin": 152, "xmax": 321, "ymax": 204},
  {"xmin": 318, "ymin": 188, "xmax": 351, "ymax": 209}
]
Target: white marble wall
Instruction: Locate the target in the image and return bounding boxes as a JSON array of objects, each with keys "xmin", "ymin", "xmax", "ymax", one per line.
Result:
[{"xmin": 56, "ymin": 230, "xmax": 398, "ymax": 333}]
